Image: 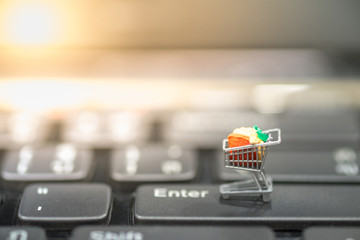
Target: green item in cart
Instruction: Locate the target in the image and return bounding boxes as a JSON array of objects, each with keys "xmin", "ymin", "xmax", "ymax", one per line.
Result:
[{"xmin": 254, "ymin": 125, "xmax": 269, "ymax": 142}]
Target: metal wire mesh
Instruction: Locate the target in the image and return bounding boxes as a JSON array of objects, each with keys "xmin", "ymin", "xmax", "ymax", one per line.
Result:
[{"xmin": 224, "ymin": 141, "xmax": 268, "ymax": 171}]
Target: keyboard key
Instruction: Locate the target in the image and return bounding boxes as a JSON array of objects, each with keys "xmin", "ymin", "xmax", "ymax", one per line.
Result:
[
  {"xmin": 0, "ymin": 112, "xmax": 50, "ymax": 148},
  {"xmin": 110, "ymin": 145, "xmax": 197, "ymax": 182},
  {"xmin": 62, "ymin": 111, "xmax": 151, "ymax": 148},
  {"xmin": 0, "ymin": 227, "xmax": 46, "ymax": 240},
  {"xmin": 303, "ymin": 227, "xmax": 360, "ymax": 240},
  {"xmin": 18, "ymin": 183, "xmax": 112, "ymax": 228},
  {"xmin": 277, "ymin": 110, "xmax": 360, "ymax": 150},
  {"xmin": 71, "ymin": 226, "xmax": 275, "ymax": 240},
  {"xmin": 162, "ymin": 111, "xmax": 278, "ymax": 148},
  {"xmin": 216, "ymin": 147, "xmax": 360, "ymax": 182},
  {"xmin": 162, "ymin": 109, "xmax": 359, "ymax": 150},
  {"xmin": 2, "ymin": 143, "xmax": 93, "ymax": 182},
  {"xmin": 134, "ymin": 184, "xmax": 360, "ymax": 229}
]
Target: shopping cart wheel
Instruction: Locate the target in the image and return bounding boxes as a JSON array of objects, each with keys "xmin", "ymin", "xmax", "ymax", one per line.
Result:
[{"xmin": 262, "ymin": 193, "xmax": 271, "ymax": 202}]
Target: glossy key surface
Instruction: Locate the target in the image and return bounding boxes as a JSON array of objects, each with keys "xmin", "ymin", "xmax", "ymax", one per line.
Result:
[
  {"xmin": 2, "ymin": 144, "xmax": 93, "ymax": 182},
  {"xmin": 303, "ymin": 227, "xmax": 360, "ymax": 240},
  {"xmin": 0, "ymin": 113, "xmax": 50, "ymax": 148},
  {"xmin": 71, "ymin": 226, "xmax": 275, "ymax": 240},
  {"xmin": 62, "ymin": 111, "xmax": 151, "ymax": 148},
  {"xmin": 163, "ymin": 111, "xmax": 278, "ymax": 148},
  {"xmin": 110, "ymin": 145, "xmax": 197, "ymax": 182},
  {"xmin": 18, "ymin": 183, "xmax": 112, "ymax": 229},
  {"xmin": 134, "ymin": 184, "xmax": 360, "ymax": 229},
  {"xmin": 0, "ymin": 226, "xmax": 46, "ymax": 240},
  {"xmin": 217, "ymin": 148, "xmax": 360, "ymax": 182},
  {"xmin": 279, "ymin": 110, "xmax": 359, "ymax": 143}
]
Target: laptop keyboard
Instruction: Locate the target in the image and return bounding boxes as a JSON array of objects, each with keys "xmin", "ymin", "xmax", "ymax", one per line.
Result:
[{"xmin": 0, "ymin": 90, "xmax": 360, "ymax": 240}]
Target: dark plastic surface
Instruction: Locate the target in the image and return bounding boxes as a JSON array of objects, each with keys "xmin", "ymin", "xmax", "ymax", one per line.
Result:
[
  {"xmin": 110, "ymin": 145, "xmax": 197, "ymax": 182},
  {"xmin": 303, "ymin": 227, "xmax": 360, "ymax": 240},
  {"xmin": 71, "ymin": 226, "xmax": 275, "ymax": 240},
  {"xmin": 135, "ymin": 184, "xmax": 360, "ymax": 229},
  {"xmin": 0, "ymin": 226, "xmax": 46, "ymax": 240},
  {"xmin": 18, "ymin": 183, "xmax": 112, "ymax": 229},
  {"xmin": 217, "ymin": 149, "xmax": 360, "ymax": 183}
]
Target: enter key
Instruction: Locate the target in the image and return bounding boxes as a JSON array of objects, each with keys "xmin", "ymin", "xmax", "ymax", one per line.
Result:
[{"xmin": 134, "ymin": 184, "xmax": 360, "ymax": 230}]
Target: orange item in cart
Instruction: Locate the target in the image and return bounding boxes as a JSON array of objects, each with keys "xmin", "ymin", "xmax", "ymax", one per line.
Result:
[
  {"xmin": 227, "ymin": 133, "xmax": 250, "ymax": 148},
  {"xmin": 227, "ymin": 130, "xmax": 262, "ymax": 164}
]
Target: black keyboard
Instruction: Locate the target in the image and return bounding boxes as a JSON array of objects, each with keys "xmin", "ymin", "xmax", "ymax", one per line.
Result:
[{"xmin": 0, "ymin": 82, "xmax": 360, "ymax": 240}]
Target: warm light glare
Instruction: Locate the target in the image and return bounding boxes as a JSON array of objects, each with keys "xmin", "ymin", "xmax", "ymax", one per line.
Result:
[
  {"xmin": 252, "ymin": 84, "xmax": 310, "ymax": 113},
  {"xmin": 0, "ymin": 80, "xmax": 86, "ymax": 112},
  {"xmin": 4, "ymin": 2, "xmax": 60, "ymax": 45}
]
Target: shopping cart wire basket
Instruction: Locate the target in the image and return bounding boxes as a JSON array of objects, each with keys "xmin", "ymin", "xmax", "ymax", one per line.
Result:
[{"xmin": 220, "ymin": 128, "xmax": 281, "ymax": 202}]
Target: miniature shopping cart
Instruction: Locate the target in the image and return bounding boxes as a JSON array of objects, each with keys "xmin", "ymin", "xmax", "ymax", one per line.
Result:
[{"xmin": 220, "ymin": 128, "xmax": 281, "ymax": 202}]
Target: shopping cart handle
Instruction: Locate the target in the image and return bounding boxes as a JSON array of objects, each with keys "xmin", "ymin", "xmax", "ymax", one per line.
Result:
[{"xmin": 264, "ymin": 128, "xmax": 281, "ymax": 146}]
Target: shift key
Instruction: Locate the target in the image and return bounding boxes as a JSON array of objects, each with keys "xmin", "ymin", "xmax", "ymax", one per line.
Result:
[
  {"xmin": 71, "ymin": 226, "xmax": 275, "ymax": 240},
  {"xmin": 134, "ymin": 184, "xmax": 360, "ymax": 230}
]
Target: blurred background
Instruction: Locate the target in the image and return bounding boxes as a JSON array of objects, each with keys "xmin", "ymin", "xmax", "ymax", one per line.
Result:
[
  {"xmin": 0, "ymin": 2, "xmax": 360, "ymax": 237},
  {"xmin": 0, "ymin": 0, "xmax": 359, "ymax": 177},
  {"xmin": 0, "ymin": 0, "xmax": 360, "ymax": 113}
]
